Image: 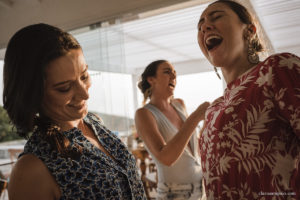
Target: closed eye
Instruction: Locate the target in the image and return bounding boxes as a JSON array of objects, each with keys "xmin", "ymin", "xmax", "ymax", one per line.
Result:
[
  {"xmin": 198, "ymin": 24, "xmax": 202, "ymax": 31},
  {"xmin": 198, "ymin": 10, "xmax": 225, "ymax": 31},
  {"xmin": 163, "ymin": 70, "xmax": 176, "ymax": 78},
  {"xmin": 212, "ymin": 15, "xmax": 222, "ymax": 21},
  {"xmin": 81, "ymin": 73, "xmax": 89, "ymax": 81},
  {"xmin": 57, "ymin": 85, "xmax": 71, "ymax": 93},
  {"xmin": 198, "ymin": 19, "xmax": 204, "ymax": 31}
]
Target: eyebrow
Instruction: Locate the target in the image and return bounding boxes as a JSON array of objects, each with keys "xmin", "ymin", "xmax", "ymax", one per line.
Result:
[
  {"xmin": 53, "ymin": 65, "xmax": 88, "ymax": 87},
  {"xmin": 198, "ymin": 10, "xmax": 225, "ymax": 26},
  {"xmin": 163, "ymin": 67, "xmax": 172, "ymax": 70},
  {"xmin": 162, "ymin": 67, "xmax": 174, "ymax": 72},
  {"xmin": 162, "ymin": 67, "xmax": 176, "ymax": 73}
]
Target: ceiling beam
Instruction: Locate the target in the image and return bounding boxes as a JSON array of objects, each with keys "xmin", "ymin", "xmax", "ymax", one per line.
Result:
[
  {"xmin": 0, "ymin": 0, "xmax": 194, "ymax": 49},
  {"xmin": 138, "ymin": 0, "xmax": 211, "ymax": 19},
  {"xmin": 0, "ymin": 48, "xmax": 5, "ymax": 60},
  {"xmin": 0, "ymin": 0, "xmax": 13, "ymax": 9}
]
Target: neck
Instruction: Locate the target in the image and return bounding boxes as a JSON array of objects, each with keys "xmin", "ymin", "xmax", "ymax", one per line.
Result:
[
  {"xmin": 220, "ymin": 55, "xmax": 257, "ymax": 84},
  {"xmin": 78, "ymin": 120, "xmax": 87, "ymax": 134},
  {"xmin": 149, "ymin": 95, "xmax": 172, "ymax": 111},
  {"xmin": 54, "ymin": 119, "xmax": 82, "ymax": 132}
]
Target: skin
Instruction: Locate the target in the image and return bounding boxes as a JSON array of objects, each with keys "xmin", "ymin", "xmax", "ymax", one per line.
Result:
[
  {"xmin": 135, "ymin": 62, "xmax": 210, "ymax": 166},
  {"xmin": 8, "ymin": 49, "xmax": 113, "ymax": 200},
  {"xmin": 197, "ymin": 2, "xmax": 257, "ymax": 84},
  {"xmin": 42, "ymin": 48, "xmax": 91, "ymax": 130}
]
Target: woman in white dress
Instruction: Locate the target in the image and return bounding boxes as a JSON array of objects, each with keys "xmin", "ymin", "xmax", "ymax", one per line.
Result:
[{"xmin": 135, "ymin": 60, "xmax": 209, "ymax": 200}]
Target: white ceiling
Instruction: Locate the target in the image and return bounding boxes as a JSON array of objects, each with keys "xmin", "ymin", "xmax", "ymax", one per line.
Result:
[
  {"xmin": 1, "ymin": 0, "xmax": 300, "ymax": 76},
  {"xmin": 0, "ymin": 0, "xmax": 190, "ymax": 49},
  {"xmin": 253, "ymin": 0, "xmax": 300, "ymax": 54},
  {"xmin": 125, "ymin": 0, "xmax": 300, "ymax": 75}
]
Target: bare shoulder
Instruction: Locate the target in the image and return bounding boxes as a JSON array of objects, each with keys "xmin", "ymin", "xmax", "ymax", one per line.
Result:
[
  {"xmin": 135, "ymin": 107, "xmax": 152, "ymax": 119},
  {"xmin": 9, "ymin": 154, "xmax": 46, "ymax": 184},
  {"xmin": 173, "ymin": 98, "xmax": 186, "ymax": 108},
  {"xmin": 8, "ymin": 154, "xmax": 60, "ymax": 200},
  {"xmin": 134, "ymin": 107, "xmax": 157, "ymax": 131}
]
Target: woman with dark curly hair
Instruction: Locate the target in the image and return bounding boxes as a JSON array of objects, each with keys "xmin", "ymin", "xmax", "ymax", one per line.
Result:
[
  {"xmin": 3, "ymin": 23, "xmax": 146, "ymax": 200},
  {"xmin": 197, "ymin": 0, "xmax": 300, "ymax": 199},
  {"xmin": 135, "ymin": 60, "xmax": 209, "ymax": 199}
]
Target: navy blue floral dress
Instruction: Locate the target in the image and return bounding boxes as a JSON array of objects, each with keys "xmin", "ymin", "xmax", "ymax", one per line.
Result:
[{"xmin": 20, "ymin": 113, "xmax": 146, "ymax": 200}]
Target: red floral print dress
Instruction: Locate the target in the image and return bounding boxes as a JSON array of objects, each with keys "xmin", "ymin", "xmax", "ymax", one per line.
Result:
[{"xmin": 200, "ymin": 53, "xmax": 300, "ymax": 200}]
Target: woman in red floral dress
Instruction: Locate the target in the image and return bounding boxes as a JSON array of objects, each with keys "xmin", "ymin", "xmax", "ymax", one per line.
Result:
[{"xmin": 197, "ymin": 0, "xmax": 300, "ymax": 199}]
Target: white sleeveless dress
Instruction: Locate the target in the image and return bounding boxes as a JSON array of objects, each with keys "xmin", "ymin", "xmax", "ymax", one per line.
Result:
[{"xmin": 144, "ymin": 100, "xmax": 203, "ymax": 200}]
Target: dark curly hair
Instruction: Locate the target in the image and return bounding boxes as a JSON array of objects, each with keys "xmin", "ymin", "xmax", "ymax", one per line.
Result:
[
  {"xmin": 3, "ymin": 23, "xmax": 82, "ymax": 158},
  {"xmin": 210, "ymin": 0, "xmax": 263, "ymax": 53},
  {"xmin": 138, "ymin": 60, "xmax": 167, "ymax": 105}
]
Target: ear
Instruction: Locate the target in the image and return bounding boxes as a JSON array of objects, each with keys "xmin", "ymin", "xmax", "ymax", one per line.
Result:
[
  {"xmin": 244, "ymin": 24, "xmax": 256, "ymax": 39},
  {"xmin": 248, "ymin": 24, "xmax": 256, "ymax": 34},
  {"xmin": 146, "ymin": 76, "xmax": 155, "ymax": 86}
]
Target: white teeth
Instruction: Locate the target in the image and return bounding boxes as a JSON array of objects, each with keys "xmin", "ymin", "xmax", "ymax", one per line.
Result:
[{"xmin": 206, "ymin": 35, "xmax": 222, "ymax": 45}]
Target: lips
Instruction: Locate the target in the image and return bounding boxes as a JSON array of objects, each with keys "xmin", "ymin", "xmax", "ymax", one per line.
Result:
[
  {"xmin": 205, "ymin": 34, "xmax": 223, "ymax": 51},
  {"xmin": 69, "ymin": 102, "xmax": 86, "ymax": 109},
  {"xmin": 169, "ymin": 83, "xmax": 175, "ymax": 88}
]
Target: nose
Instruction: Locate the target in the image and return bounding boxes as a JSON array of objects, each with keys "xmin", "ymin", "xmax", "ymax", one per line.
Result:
[
  {"xmin": 171, "ymin": 71, "xmax": 176, "ymax": 79},
  {"xmin": 201, "ymin": 21, "xmax": 214, "ymax": 34},
  {"xmin": 172, "ymin": 72, "xmax": 176, "ymax": 79},
  {"xmin": 76, "ymin": 81, "xmax": 90, "ymax": 100}
]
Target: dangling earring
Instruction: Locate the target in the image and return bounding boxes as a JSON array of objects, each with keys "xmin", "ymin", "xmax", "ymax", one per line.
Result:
[
  {"xmin": 247, "ymin": 36, "xmax": 259, "ymax": 64},
  {"xmin": 214, "ymin": 66, "xmax": 221, "ymax": 80}
]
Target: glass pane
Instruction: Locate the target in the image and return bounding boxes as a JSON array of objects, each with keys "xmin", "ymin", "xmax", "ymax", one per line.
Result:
[
  {"xmin": 175, "ymin": 71, "xmax": 224, "ymax": 115},
  {"xmin": 88, "ymin": 70, "xmax": 135, "ymax": 136}
]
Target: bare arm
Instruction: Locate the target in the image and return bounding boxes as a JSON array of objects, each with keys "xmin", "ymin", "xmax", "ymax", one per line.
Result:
[
  {"xmin": 8, "ymin": 154, "xmax": 61, "ymax": 200},
  {"xmin": 135, "ymin": 101, "xmax": 209, "ymax": 166}
]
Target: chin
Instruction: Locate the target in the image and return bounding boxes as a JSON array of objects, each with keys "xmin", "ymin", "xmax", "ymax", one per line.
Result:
[
  {"xmin": 80, "ymin": 110, "xmax": 88, "ymax": 118},
  {"xmin": 167, "ymin": 90, "xmax": 174, "ymax": 96},
  {"xmin": 73, "ymin": 110, "xmax": 88, "ymax": 120},
  {"xmin": 208, "ymin": 57, "xmax": 225, "ymax": 68}
]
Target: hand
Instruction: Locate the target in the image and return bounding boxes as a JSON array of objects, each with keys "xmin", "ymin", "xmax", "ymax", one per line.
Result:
[{"xmin": 194, "ymin": 101, "xmax": 210, "ymax": 121}]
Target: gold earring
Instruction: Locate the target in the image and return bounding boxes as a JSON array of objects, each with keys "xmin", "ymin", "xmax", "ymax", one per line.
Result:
[{"xmin": 247, "ymin": 35, "xmax": 259, "ymax": 64}]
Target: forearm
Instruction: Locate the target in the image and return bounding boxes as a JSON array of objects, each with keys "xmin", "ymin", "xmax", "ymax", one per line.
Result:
[{"xmin": 156, "ymin": 111, "xmax": 202, "ymax": 166}]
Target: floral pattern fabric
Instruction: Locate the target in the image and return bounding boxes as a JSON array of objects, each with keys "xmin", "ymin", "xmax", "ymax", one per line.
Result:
[
  {"xmin": 21, "ymin": 112, "xmax": 146, "ymax": 200},
  {"xmin": 200, "ymin": 53, "xmax": 300, "ymax": 200}
]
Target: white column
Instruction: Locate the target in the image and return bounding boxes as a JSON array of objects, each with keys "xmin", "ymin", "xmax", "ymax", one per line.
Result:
[{"xmin": 131, "ymin": 74, "xmax": 139, "ymax": 112}]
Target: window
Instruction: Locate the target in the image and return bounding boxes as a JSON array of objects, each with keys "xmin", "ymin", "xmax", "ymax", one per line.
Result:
[{"xmin": 175, "ymin": 71, "xmax": 224, "ymax": 115}]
